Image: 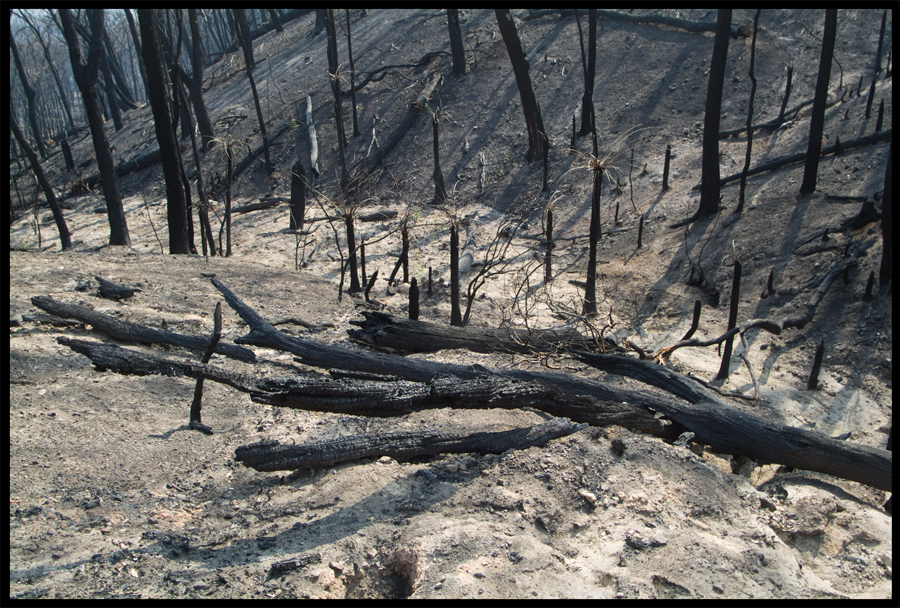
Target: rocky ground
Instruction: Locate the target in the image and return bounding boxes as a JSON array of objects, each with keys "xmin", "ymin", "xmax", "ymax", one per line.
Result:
[{"xmin": 9, "ymin": 9, "xmax": 893, "ymax": 599}]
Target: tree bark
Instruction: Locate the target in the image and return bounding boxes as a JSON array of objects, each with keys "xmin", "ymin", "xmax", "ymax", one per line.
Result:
[
  {"xmin": 698, "ymin": 9, "xmax": 731, "ymax": 217},
  {"xmin": 575, "ymin": 9, "xmax": 597, "ymax": 137},
  {"xmin": 9, "ymin": 111, "xmax": 72, "ymax": 250},
  {"xmin": 450, "ymin": 222, "xmax": 462, "ymax": 326},
  {"xmin": 235, "ymin": 418, "xmax": 586, "ymax": 472},
  {"xmin": 325, "ymin": 9, "xmax": 347, "ymax": 182},
  {"xmin": 495, "ymin": 9, "xmax": 546, "ymax": 163},
  {"xmin": 447, "ymin": 9, "xmax": 466, "ymax": 76},
  {"xmin": 583, "ymin": 166, "xmax": 602, "ymax": 315},
  {"xmin": 138, "ymin": 8, "xmax": 190, "ymax": 254},
  {"xmin": 54, "ymin": 312, "xmax": 892, "ymax": 492},
  {"xmin": 736, "ymin": 10, "xmax": 760, "ymax": 214},
  {"xmin": 289, "ymin": 161, "xmax": 306, "ymax": 231},
  {"xmin": 32, "ymin": 296, "xmax": 256, "ymax": 362},
  {"xmin": 345, "ymin": 10, "xmax": 360, "ymax": 138},
  {"xmin": 349, "ymin": 311, "xmax": 617, "ymax": 355},
  {"xmin": 60, "ymin": 8, "xmax": 130, "ymax": 247},
  {"xmin": 799, "ymin": 9, "xmax": 837, "ymax": 195}
]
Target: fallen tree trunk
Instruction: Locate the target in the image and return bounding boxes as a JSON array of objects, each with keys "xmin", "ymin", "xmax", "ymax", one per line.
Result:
[
  {"xmin": 348, "ymin": 310, "xmax": 619, "ymax": 355},
  {"xmin": 55, "ymin": 336, "xmax": 665, "ymax": 432},
  {"xmin": 235, "ymin": 418, "xmax": 586, "ymax": 472},
  {"xmin": 367, "ymin": 70, "xmax": 442, "ymax": 175},
  {"xmin": 704, "ymin": 129, "xmax": 892, "ymax": 190},
  {"xmin": 55, "ymin": 332, "xmax": 892, "ymax": 492},
  {"xmin": 32, "ymin": 295, "xmax": 256, "ymax": 362},
  {"xmin": 207, "ymin": 278, "xmax": 890, "ymax": 492}
]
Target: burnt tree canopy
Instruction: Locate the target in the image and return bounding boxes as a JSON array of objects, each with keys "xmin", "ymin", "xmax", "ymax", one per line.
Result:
[{"xmin": 495, "ymin": 9, "xmax": 547, "ymax": 163}]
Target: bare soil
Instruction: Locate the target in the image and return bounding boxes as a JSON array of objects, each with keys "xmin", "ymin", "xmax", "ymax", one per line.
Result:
[{"xmin": 9, "ymin": 9, "xmax": 892, "ymax": 599}]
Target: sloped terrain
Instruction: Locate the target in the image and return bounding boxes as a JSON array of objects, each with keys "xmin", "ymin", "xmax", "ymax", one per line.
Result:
[{"xmin": 9, "ymin": 9, "xmax": 893, "ymax": 599}]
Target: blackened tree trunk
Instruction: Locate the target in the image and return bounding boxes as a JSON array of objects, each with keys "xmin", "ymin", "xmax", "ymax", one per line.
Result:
[
  {"xmin": 182, "ymin": 8, "xmax": 216, "ymax": 149},
  {"xmin": 575, "ymin": 8, "xmax": 597, "ymax": 136},
  {"xmin": 325, "ymin": 9, "xmax": 348, "ymax": 182},
  {"xmin": 10, "ymin": 17, "xmax": 47, "ymax": 159},
  {"xmin": 233, "ymin": 9, "xmax": 271, "ymax": 173},
  {"xmin": 698, "ymin": 9, "xmax": 731, "ymax": 217},
  {"xmin": 799, "ymin": 9, "xmax": 837, "ymax": 195},
  {"xmin": 583, "ymin": 166, "xmax": 603, "ymax": 316},
  {"xmin": 447, "ymin": 9, "xmax": 466, "ymax": 76},
  {"xmin": 60, "ymin": 8, "xmax": 130, "ymax": 247},
  {"xmin": 100, "ymin": 53, "xmax": 123, "ymax": 131},
  {"xmin": 267, "ymin": 9, "xmax": 283, "ymax": 33},
  {"xmin": 715, "ymin": 258, "xmax": 742, "ymax": 379},
  {"xmin": 736, "ymin": 9, "xmax": 760, "ymax": 214},
  {"xmin": 432, "ymin": 111, "xmax": 447, "ymax": 205},
  {"xmin": 495, "ymin": 9, "xmax": 547, "ymax": 163},
  {"xmin": 880, "ymin": 141, "xmax": 892, "ymax": 286},
  {"xmin": 312, "ymin": 9, "xmax": 326, "ymax": 37},
  {"xmin": 124, "ymin": 9, "xmax": 150, "ymax": 101},
  {"xmin": 345, "ymin": 10, "xmax": 360, "ymax": 137},
  {"xmin": 345, "ymin": 213, "xmax": 362, "ymax": 294},
  {"xmin": 450, "ymin": 222, "xmax": 462, "ymax": 326},
  {"xmin": 290, "ymin": 161, "xmax": 306, "ymax": 231},
  {"xmin": 138, "ymin": 8, "xmax": 189, "ymax": 254},
  {"xmin": 9, "ymin": 111, "xmax": 72, "ymax": 250}
]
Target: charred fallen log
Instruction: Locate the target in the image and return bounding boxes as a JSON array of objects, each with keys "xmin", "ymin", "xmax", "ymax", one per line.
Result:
[
  {"xmin": 33, "ymin": 295, "xmax": 256, "ymax": 362},
  {"xmin": 235, "ymin": 418, "xmax": 586, "ymax": 472},
  {"xmin": 54, "ymin": 337, "xmax": 664, "ymax": 431},
  {"xmin": 348, "ymin": 310, "xmax": 620, "ymax": 355}
]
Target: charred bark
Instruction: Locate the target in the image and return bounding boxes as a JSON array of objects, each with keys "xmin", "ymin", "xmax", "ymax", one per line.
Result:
[
  {"xmin": 349, "ymin": 311, "xmax": 617, "ymax": 356},
  {"xmin": 495, "ymin": 9, "xmax": 547, "ymax": 163},
  {"xmin": 32, "ymin": 295, "xmax": 255, "ymax": 362},
  {"xmin": 9, "ymin": 111, "xmax": 72, "ymax": 251},
  {"xmin": 236, "ymin": 418, "xmax": 586, "ymax": 472},
  {"xmin": 799, "ymin": 9, "xmax": 837, "ymax": 195}
]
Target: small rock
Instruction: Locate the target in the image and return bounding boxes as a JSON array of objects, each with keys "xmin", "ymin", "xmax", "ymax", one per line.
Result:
[
  {"xmin": 713, "ymin": 584, "xmax": 725, "ymax": 593},
  {"xmin": 445, "ymin": 462, "xmax": 459, "ymax": 474},
  {"xmin": 611, "ymin": 439, "xmax": 626, "ymax": 456},
  {"xmin": 578, "ymin": 488, "xmax": 598, "ymax": 505}
]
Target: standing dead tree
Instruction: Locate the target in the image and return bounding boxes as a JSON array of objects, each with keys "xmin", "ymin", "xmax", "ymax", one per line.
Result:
[
  {"xmin": 233, "ymin": 8, "xmax": 272, "ymax": 173},
  {"xmin": 495, "ymin": 9, "xmax": 547, "ymax": 163},
  {"xmin": 9, "ymin": 110, "xmax": 72, "ymax": 251},
  {"xmin": 59, "ymin": 8, "xmax": 130, "ymax": 247},
  {"xmin": 799, "ymin": 9, "xmax": 837, "ymax": 195},
  {"xmin": 697, "ymin": 9, "xmax": 731, "ymax": 218},
  {"xmin": 736, "ymin": 9, "xmax": 760, "ymax": 214}
]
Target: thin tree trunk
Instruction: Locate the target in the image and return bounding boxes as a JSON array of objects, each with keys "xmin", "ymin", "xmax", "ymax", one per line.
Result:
[
  {"xmin": 716, "ymin": 258, "xmax": 742, "ymax": 380},
  {"xmin": 10, "ymin": 21, "xmax": 47, "ymax": 159},
  {"xmin": 736, "ymin": 10, "xmax": 760, "ymax": 214},
  {"xmin": 345, "ymin": 10, "xmax": 360, "ymax": 138},
  {"xmin": 450, "ymin": 222, "xmax": 462, "ymax": 326},
  {"xmin": 325, "ymin": 9, "xmax": 348, "ymax": 182},
  {"xmin": 233, "ymin": 9, "xmax": 271, "ymax": 172},
  {"xmin": 698, "ymin": 9, "xmax": 731, "ymax": 217},
  {"xmin": 9, "ymin": 111, "xmax": 72, "ymax": 250},
  {"xmin": 799, "ymin": 9, "xmax": 837, "ymax": 195},
  {"xmin": 575, "ymin": 9, "xmax": 597, "ymax": 137}
]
